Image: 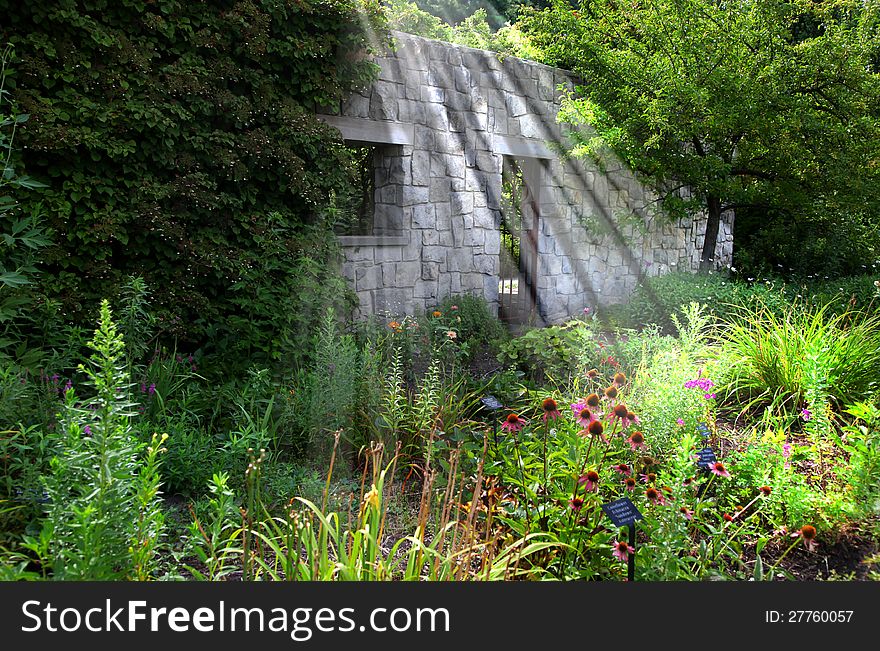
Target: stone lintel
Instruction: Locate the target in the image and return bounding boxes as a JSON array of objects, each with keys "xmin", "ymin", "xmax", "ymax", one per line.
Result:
[
  {"xmin": 338, "ymin": 235, "xmax": 409, "ymax": 247},
  {"xmin": 319, "ymin": 115, "xmax": 414, "ymax": 146},
  {"xmin": 493, "ymin": 134, "xmax": 553, "ymax": 159}
]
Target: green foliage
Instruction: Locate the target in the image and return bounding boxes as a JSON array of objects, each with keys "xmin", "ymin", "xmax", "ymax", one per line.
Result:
[
  {"xmin": 0, "ymin": 44, "xmax": 50, "ymax": 363},
  {"xmin": 625, "ymin": 272, "xmax": 792, "ymax": 331},
  {"xmin": 32, "ymin": 300, "xmax": 166, "ymax": 579},
  {"xmin": 433, "ymin": 293, "xmax": 508, "ymax": 355},
  {"xmin": 627, "ymin": 304, "xmax": 716, "ymax": 456},
  {"xmin": 384, "ymin": 0, "xmax": 544, "ymax": 58},
  {"xmin": 837, "ymin": 402, "xmax": 880, "ymax": 521},
  {"xmin": 523, "ymin": 0, "xmax": 880, "ymax": 269},
  {"xmin": 625, "ymin": 271, "xmax": 880, "ymax": 332},
  {"xmin": 497, "ymin": 319, "xmax": 592, "ymax": 385},
  {"xmin": 185, "ymin": 471, "xmax": 241, "ymax": 581},
  {"xmin": 2, "ymin": 1, "xmax": 382, "ymax": 366}
]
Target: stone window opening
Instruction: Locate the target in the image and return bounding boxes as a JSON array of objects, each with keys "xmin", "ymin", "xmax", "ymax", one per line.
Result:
[
  {"xmin": 331, "ymin": 141, "xmax": 407, "ymax": 240},
  {"xmin": 499, "ymin": 155, "xmax": 540, "ymax": 325}
]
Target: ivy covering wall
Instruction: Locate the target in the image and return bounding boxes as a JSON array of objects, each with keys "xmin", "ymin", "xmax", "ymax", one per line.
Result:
[{"xmin": 0, "ymin": 0, "xmax": 384, "ymax": 365}]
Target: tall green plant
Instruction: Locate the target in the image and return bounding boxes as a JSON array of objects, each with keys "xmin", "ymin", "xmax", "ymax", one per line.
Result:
[{"xmin": 28, "ymin": 300, "xmax": 166, "ymax": 579}]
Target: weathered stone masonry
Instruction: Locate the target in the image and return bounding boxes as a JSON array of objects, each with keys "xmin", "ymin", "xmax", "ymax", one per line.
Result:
[{"xmin": 319, "ymin": 31, "xmax": 734, "ymax": 324}]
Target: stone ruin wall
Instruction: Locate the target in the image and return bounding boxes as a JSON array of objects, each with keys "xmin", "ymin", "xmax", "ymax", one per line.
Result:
[{"xmin": 320, "ymin": 31, "xmax": 734, "ymax": 324}]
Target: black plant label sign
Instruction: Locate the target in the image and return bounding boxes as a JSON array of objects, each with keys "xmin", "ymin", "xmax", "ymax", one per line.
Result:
[
  {"xmin": 601, "ymin": 497, "xmax": 644, "ymax": 527},
  {"xmin": 695, "ymin": 447, "xmax": 717, "ymax": 470},
  {"xmin": 481, "ymin": 395, "xmax": 503, "ymax": 411},
  {"xmin": 697, "ymin": 422, "xmax": 711, "ymax": 438}
]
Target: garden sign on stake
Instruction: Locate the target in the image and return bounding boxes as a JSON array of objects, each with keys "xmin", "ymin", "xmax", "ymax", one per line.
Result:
[
  {"xmin": 695, "ymin": 445, "xmax": 717, "ymax": 497},
  {"xmin": 601, "ymin": 497, "xmax": 643, "ymax": 581},
  {"xmin": 480, "ymin": 395, "xmax": 502, "ymax": 451}
]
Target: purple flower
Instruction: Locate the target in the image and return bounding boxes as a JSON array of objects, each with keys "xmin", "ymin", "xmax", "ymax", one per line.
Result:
[
  {"xmin": 704, "ymin": 393, "xmax": 716, "ymax": 400},
  {"xmin": 676, "ymin": 418, "xmax": 685, "ymax": 426},
  {"xmin": 83, "ymin": 425, "xmax": 92, "ymax": 435},
  {"xmin": 63, "ymin": 380, "xmax": 72, "ymax": 394},
  {"xmin": 801, "ymin": 408, "xmax": 812, "ymax": 421},
  {"xmin": 140, "ymin": 382, "xmax": 147, "ymax": 393},
  {"xmin": 148, "ymin": 383, "xmax": 156, "ymax": 396},
  {"xmin": 685, "ymin": 377, "xmax": 715, "ymax": 392}
]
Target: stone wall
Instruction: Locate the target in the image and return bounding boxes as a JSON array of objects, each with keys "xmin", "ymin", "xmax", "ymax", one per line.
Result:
[{"xmin": 320, "ymin": 31, "xmax": 734, "ymax": 323}]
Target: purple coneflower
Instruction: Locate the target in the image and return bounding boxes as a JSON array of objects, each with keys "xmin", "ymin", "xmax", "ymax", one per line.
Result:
[
  {"xmin": 707, "ymin": 461, "xmax": 731, "ymax": 478},
  {"xmin": 792, "ymin": 525, "xmax": 818, "ymax": 551},
  {"xmin": 645, "ymin": 487, "xmax": 666, "ymax": 506},
  {"xmin": 612, "ymin": 540, "xmax": 634, "ymax": 562},
  {"xmin": 578, "ymin": 470, "xmax": 600, "ymax": 492},
  {"xmin": 542, "ymin": 398, "xmax": 561, "ymax": 422},
  {"xmin": 501, "ymin": 413, "xmax": 526, "ymax": 433},
  {"xmin": 627, "ymin": 431, "xmax": 646, "ymax": 451}
]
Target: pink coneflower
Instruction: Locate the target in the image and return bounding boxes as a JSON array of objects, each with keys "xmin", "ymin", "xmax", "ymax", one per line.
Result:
[
  {"xmin": 501, "ymin": 413, "xmax": 526, "ymax": 432},
  {"xmin": 612, "ymin": 540, "xmax": 634, "ymax": 562},
  {"xmin": 604, "ymin": 385, "xmax": 618, "ymax": 400},
  {"xmin": 676, "ymin": 418, "xmax": 685, "ymax": 426},
  {"xmin": 613, "ymin": 372, "xmax": 627, "ymax": 386},
  {"xmin": 585, "ymin": 393, "xmax": 601, "ymax": 409},
  {"xmin": 578, "ymin": 470, "xmax": 600, "ymax": 492},
  {"xmin": 682, "ymin": 477, "xmax": 695, "ymax": 488},
  {"xmin": 586, "ymin": 369, "xmax": 600, "ymax": 380},
  {"xmin": 645, "ymin": 487, "xmax": 666, "ymax": 505},
  {"xmin": 541, "ymin": 398, "xmax": 561, "ymax": 422},
  {"xmin": 575, "ymin": 407, "xmax": 597, "ymax": 428},
  {"xmin": 624, "ymin": 477, "xmax": 637, "ymax": 491},
  {"xmin": 614, "ymin": 463, "xmax": 631, "ymax": 476},
  {"xmin": 570, "ymin": 497, "xmax": 584, "ymax": 511},
  {"xmin": 759, "ymin": 485, "xmax": 772, "ymax": 497},
  {"xmin": 707, "ymin": 461, "xmax": 731, "ymax": 478},
  {"xmin": 587, "ymin": 420, "xmax": 605, "ymax": 440},
  {"xmin": 640, "ymin": 472, "xmax": 657, "ymax": 484},
  {"xmin": 791, "ymin": 525, "xmax": 818, "ymax": 551},
  {"xmin": 680, "ymin": 506, "xmax": 694, "ymax": 520},
  {"xmin": 627, "ymin": 431, "xmax": 647, "ymax": 451}
]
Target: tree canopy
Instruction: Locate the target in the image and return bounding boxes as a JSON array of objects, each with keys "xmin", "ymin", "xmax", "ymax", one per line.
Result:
[{"xmin": 520, "ymin": 0, "xmax": 880, "ymax": 270}]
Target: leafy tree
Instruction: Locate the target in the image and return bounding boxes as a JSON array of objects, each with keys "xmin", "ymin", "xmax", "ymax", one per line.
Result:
[{"xmin": 521, "ymin": 0, "xmax": 880, "ymax": 271}]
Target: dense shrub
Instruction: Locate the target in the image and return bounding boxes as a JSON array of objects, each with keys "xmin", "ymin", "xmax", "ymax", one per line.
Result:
[{"xmin": 1, "ymin": 0, "xmax": 384, "ymax": 368}]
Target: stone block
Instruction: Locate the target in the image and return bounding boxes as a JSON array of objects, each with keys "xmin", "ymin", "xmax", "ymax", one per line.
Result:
[
  {"xmin": 374, "ymin": 246, "xmax": 402, "ymax": 263},
  {"xmin": 474, "ymin": 254, "xmax": 496, "ymax": 275},
  {"xmin": 421, "ymin": 85, "xmax": 445, "ymax": 103},
  {"xmin": 341, "ymin": 93, "xmax": 370, "ymax": 118},
  {"xmin": 426, "ymin": 103, "xmax": 450, "ymax": 131},
  {"xmin": 411, "ymin": 150, "xmax": 430, "ymax": 186},
  {"xmin": 484, "ymin": 229, "xmax": 501, "ymax": 255},
  {"xmin": 356, "ymin": 265, "xmax": 382, "ymax": 291},
  {"xmin": 412, "ymin": 204, "xmax": 436, "ymax": 229},
  {"xmin": 476, "ymin": 150, "xmax": 498, "ymax": 173},
  {"xmin": 454, "ymin": 67, "xmax": 472, "ymax": 93},
  {"xmin": 450, "ymin": 191, "xmax": 474, "ymax": 215},
  {"xmin": 413, "ymin": 279, "xmax": 439, "ymax": 300},
  {"xmin": 429, "ymin": 178, "xmax": 452, "ymax": 203},
  {"xmin": 422, "ymin": 246, "xmax": 446, "ymax": 263},
  {"xmin": 394, "ymin": 261, "xmax": 420, "ymax": 287},
  {"xmin": 421, "ymin": 261, "xmax": 439, "ymax": 281},
  {"xmin": 400, "ymin": 186, "xmax": 429, "ymax": 206}
]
